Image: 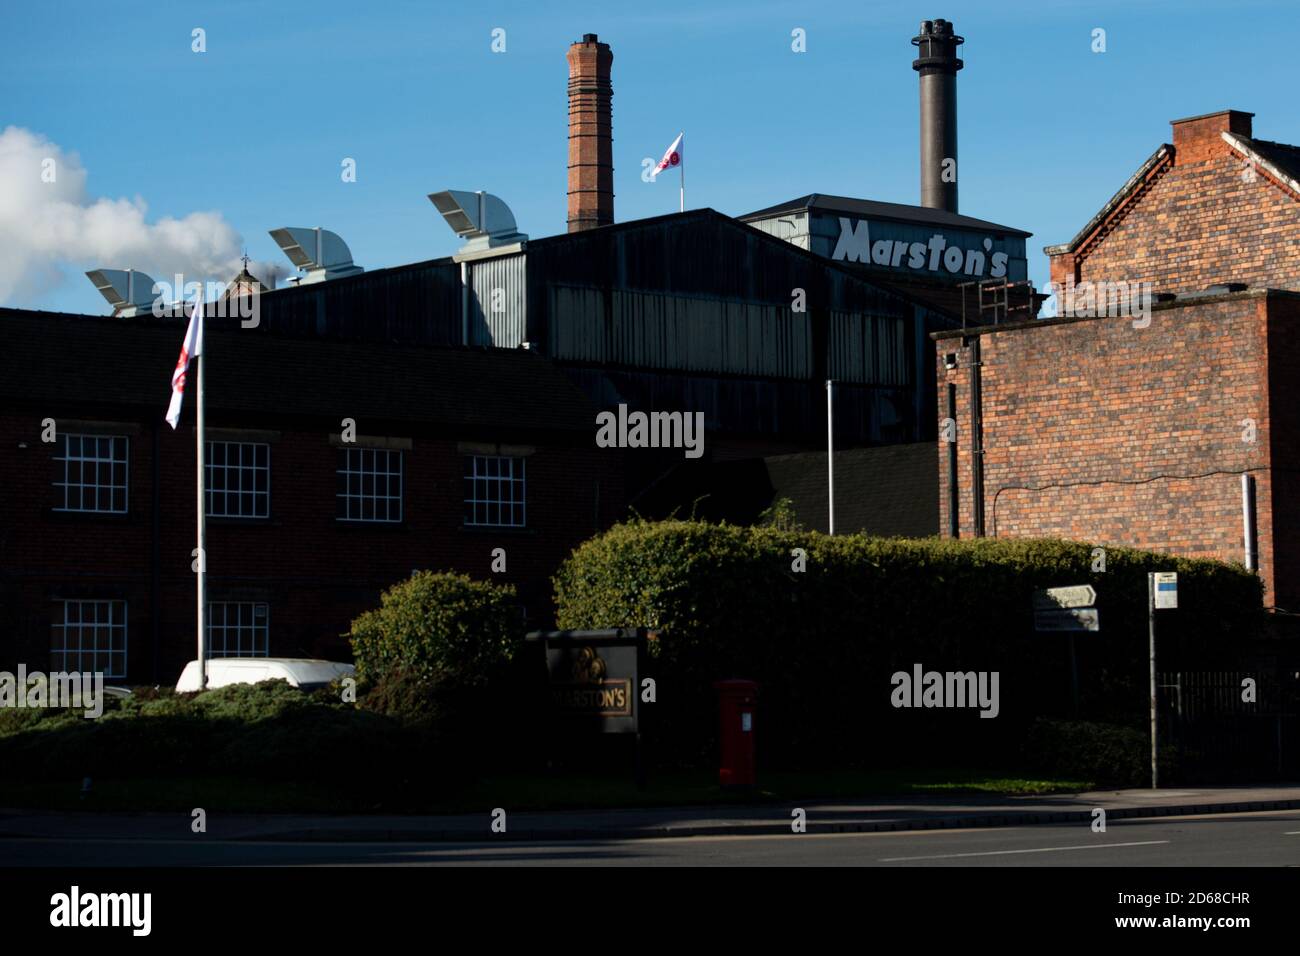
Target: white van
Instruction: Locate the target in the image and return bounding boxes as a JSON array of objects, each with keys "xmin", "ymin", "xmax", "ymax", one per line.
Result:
[{"xmin": 175, "ymin": 657, "xmax": 354, "ymax": 693}]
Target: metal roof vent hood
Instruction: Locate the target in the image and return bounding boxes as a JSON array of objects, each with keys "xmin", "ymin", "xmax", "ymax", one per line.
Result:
[
  {"xmin": 268, "ymin": 226, "xmax": 363, "ymax": 285},
  {"xmin": 429, "ymin": 190, "xmax": 528, "ymax": 256},
  {"xmin": 84, "ymin": 268, "xmax": 159, "ymax": 317}
]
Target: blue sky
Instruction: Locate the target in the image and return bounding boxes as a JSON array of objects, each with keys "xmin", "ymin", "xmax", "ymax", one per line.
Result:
[{"xmin": 3, "ymin": 0, "xmax": 1296, "ymax": 314}]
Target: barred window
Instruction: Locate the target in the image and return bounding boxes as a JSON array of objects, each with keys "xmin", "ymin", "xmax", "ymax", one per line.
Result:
[
  {"xmin": 206, "ymin": 442, "xmax": 270, "ymax": 518},
  {"xmin": 50, "ymin": 600, "xmax": 127, "ymax": 677},
  {"xmin": 464, "ymin": 455, "xmax": 526, "ymax": 527},
  {"xmin": 208, "ymin": 602, "xmax": 269, "ymax": 658},
  {"xmin": 336, "ymin": 447, "xmax": 403, "ymax": 522},
  {"xmin": 53, "ymin": 434, "xmax": 128, "ymax": 513}
]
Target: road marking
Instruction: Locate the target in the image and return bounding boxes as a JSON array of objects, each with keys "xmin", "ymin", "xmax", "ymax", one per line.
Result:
[{"xmin": 880, "ymin": 840, "xmax": 1169, "ymax": 862}]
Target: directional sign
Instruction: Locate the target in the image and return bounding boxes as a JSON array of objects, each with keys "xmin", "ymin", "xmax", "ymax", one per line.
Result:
[
  {"xmin": 1032, "ymin": 585, "xmax": 1098, "ymax": 611},
  {"xmin": 1154, "ymin": 572, "xmax": 1178, "ymax": 610},
  {"xmin": 1034, "ymin": 608, "xmax": 1100, "ymax": 632}
]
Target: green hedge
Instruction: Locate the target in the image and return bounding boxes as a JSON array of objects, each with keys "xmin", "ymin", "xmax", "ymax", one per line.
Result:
[
  {"xmin": 553, "ymin": 520, "xmax": 1264, "ymax": 767},
  {"xmin": 0, "ymin": 682, "xmax": 418, "ymax": 784},
  {"xmin": 1024, "ymin": 718, "xmax": 1174, "ymax": 787}
]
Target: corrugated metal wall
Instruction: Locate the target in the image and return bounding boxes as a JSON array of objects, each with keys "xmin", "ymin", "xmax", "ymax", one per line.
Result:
[
  {"xmin": 828, "ymin": 311, "xmax": 907, "ymax": 385},
  {"xmin": 468, "ymin": 253, "xmax": 527, "ymax": 348},
  {"xmin": 548, "ymin": 286, "xmax": 812, "ymax": 378},
  {"xmin": 250, "ymin": 260, "xmax": 462, "ymax": 344}
]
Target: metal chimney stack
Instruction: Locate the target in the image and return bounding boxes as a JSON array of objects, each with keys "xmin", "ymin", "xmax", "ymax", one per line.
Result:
[{"xmin": 912, "ymin": 19, "xmax": 964, "ymax": 213}]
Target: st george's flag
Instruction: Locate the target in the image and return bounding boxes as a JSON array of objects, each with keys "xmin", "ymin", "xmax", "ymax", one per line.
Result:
[
  {"xmin": 165, "ymin": 293, "xmax": 204, "ymax": 429},
  {"xmin": 651, "ymin": 132, "xmax": 684, "ymax": 178}
]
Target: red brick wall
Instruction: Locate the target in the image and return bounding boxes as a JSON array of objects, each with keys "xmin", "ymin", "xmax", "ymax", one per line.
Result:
[
  {"xmin": 0, "ymin": 413, "xmax": 623, "ymax": 684},
  {"xmin": 937, "ymin": 293, "xmax": 1283, "ymax": 604},
  {"xmin": 1052, "ymin": 113, "xmax": 1300, "ymax": 295}
]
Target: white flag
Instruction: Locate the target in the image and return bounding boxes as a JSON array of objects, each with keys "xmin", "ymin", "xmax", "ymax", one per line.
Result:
[
  {"xmin": 651, "ymin": 132, "xmax": 684, "ymax": 178},
  {"xmin": 165, "ymin": 294, "xmax": 204, "ymax": 429}
]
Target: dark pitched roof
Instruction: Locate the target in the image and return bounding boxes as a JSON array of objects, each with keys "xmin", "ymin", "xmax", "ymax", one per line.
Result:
[
  {"xmin": 0, "ymin": 308, "xmax": 596, "ymax": 436},
  {"xmin": 739, "ymin": 193, "xmax": 1031, "ymax": 238},
  {"xmin": 1229, "ymin": 135, "xmax": 1300, "ymax": 190}
]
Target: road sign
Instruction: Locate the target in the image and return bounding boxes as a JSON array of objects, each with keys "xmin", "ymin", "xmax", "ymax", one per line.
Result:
[
  {"xmin": 1034, "ymin": 608, "xmax": 1100, "ymax": 632},
  {"xmin": 1154, "ymin": 572, "xmax": 1178, "ymax": 610},
  {"xmin": 1032, "ymin": 585, "xmax": 1097, "ymax": 610}
]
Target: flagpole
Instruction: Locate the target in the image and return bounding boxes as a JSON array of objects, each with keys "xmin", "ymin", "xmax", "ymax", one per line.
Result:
[
  {"xmin": 195, "ymin": 302, "xmax": 207, "ymax": 690},
  {"xmin": 826, "ymin": 379, "xmax": 835, "ymax": 535},
  {"xmin": 680, "ymin": 151, "xmax": 685, "ymax": 213}
]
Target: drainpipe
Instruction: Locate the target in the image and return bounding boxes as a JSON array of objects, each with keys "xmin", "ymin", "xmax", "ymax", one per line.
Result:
[
  {"xmin": 947, "ymin": 382, "xmax": 959, "ymax": 538},
  {"xmin": 968, "ymin": 335, "xmax": 986, "ymax": 536},
  {"xmin": 460, "ymin": 260, "xmax": 470, "ymax": 345},
  {"xmin": 1242, "ymin": 473, "xmax": 1258, "ymax": 571}
]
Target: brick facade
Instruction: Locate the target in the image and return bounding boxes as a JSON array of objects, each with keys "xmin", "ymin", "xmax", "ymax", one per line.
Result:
[
  {"xmin": 0, "ymin": 312, "xmax": 624, "ymax": 685},
  {"xmin": 937, "ymin": 290, "xmax": 1300, "ymax": 608}
]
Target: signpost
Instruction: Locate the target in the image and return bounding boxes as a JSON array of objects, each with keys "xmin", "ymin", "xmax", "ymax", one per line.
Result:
[
  {"xmin": 1149, "ymin": 572, "xmax": 1178, "ymax": 788},
  {"xmin": 1032, "ymin": 585, "xmax": 1097, "ymax": 611},
  {"xmin": 1033, "ymin": 585, "xmax": 1100, "ymax": 714},
  {"xmin": 526, "ymin": 628, "xmax": 653, "ymax": 786}
]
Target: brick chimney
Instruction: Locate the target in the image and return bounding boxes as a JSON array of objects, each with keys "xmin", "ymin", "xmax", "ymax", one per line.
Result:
[
  {"xmin": 1171, "ymin": 109, "xmax": 1253, "ymax": 164},
  {"xmin": 567, "ymin": 33, "xmax": 614, "ymax": 232}
]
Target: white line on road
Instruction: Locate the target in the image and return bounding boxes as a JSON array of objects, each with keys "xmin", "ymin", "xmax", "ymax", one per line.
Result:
[{"xmin": 880, "ymin": 840, "xmax": 1170, "ymax": 862}]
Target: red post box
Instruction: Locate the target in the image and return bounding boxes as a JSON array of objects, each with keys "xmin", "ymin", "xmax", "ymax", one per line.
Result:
[{"xmin": 714, "ymin": 679, "xmax": 759, "ymax": 788}]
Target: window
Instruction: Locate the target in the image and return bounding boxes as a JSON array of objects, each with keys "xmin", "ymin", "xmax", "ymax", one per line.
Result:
[
  {"xmin": 206, "ymin": 441, "xmax": 269, "ymax": 518},
  {"xmin": 336, "ymin": 447, "xmax": 403, "ymax": 522},
  {"xmin": 208, "ymin": 602, "xmax": 269, "ymax": 658},
  {"xmin": 53, "ymin": 434, "xmax": 128, "ymax": 513},
  {"xmin": 50, "ymin": 600, "xmax": 127, "ymax": 677},
  {"xmin": 464, "ymin": 455, "xmax": 526, "ymax": 527}
]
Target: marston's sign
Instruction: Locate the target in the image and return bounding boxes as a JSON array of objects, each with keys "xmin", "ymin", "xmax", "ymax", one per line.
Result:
[
  {"xmin": 527, "ymin": 629, "xmax": 651, "ymax": 734},
  {"xmin": 550, "ymin": 646, "xmax": 632, "ymax": 717},
  {"xmin": 831, "ymin": 216, "xmax": 1010, "ymax": 279}
]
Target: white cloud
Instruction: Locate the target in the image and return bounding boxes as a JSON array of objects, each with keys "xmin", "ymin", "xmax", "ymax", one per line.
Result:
[{"xmin": 0, "ymin": 126, "xmax": 281, "ymax": 307}]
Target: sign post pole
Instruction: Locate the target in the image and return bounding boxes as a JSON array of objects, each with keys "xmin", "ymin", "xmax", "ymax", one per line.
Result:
[{"xmin": 1148, "ymin": 572, "xmax": 1158, "ymax": 789}]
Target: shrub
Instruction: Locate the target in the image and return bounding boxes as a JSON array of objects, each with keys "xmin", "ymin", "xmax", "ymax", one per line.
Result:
[
  {"xmin": 349, "ymin": 571, "xmax": 522, "ymax": 760},
  {"xmin": 1024, "ymin": 718, "xmax": 1173, "ymax": 787},
  {"xmin": 349, "ymin": 571, "xmax": 520, "ymax": 689}
]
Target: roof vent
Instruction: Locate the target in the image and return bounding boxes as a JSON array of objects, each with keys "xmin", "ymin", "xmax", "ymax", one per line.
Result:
[
  {"xmin": 84, "ymin": 268, "xmax": 159, "ymax": 317},
  {"xmin": 268, "ymin": 227, "xmax": 363, "ymax": 285},
  {"xmin": 428, "ymin": 190, "xmax": 528, "ymax": 255}
]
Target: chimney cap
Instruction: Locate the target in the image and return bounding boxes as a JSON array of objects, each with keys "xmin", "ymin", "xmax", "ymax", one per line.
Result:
[{"xmin": 581, "ymin": 33, "xmax": 599, "ymax": 43}]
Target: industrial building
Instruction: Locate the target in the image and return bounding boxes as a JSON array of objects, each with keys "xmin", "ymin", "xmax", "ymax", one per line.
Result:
[
  {"xmin": 938, "ymin": 109, "xmax": 1300, "ymax": 610},
  {"xmin": 1, "ymin": 21, "xmax": 1040, "ymax": 682}
]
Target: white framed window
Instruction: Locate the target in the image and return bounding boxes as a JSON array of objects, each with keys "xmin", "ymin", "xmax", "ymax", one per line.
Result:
[
  {"xmin": 53, "ymin": 434, "xmax": 128, "ymax": 513},
  {"xmin": 206, "ymin": 441, "xmax": 270, "ymax": 518},
  {"xmin": 336, "ymin": 447, "xmax": 403, "ymax": 522},
  {"xmin": 464, "ymin": 455, "xmax": 526, "ymax": 527},
  {"xmin": 50, "ymin": 600, "xmax": 127, "ymax": 678},
  {"xmin": 208, "ymin": 601, "xmax": 269, "ymax": 658}
]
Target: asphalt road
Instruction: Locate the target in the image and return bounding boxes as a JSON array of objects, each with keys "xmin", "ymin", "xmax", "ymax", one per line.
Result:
[{"xmin": 2, "ymin": 809, "xmax": 1299, "ymax": 866}]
